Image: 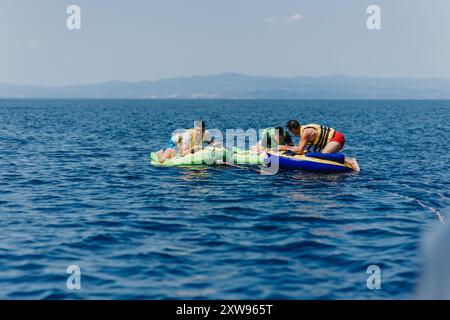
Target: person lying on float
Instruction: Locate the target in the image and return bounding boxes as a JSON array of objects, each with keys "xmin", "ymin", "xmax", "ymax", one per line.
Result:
[
  {"xmin": 157, "ymin": 120, "xmax": 218, "ymax": 163},
  {"xmin": 250, "ymin": 126, "xmax": 294, "ymax": 154}
]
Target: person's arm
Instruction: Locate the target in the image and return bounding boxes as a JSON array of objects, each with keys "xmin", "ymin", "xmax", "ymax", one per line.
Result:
[
  {"xmin": 253, "ymin": 143, "xmax": 266, "ymax": 153},
  {"xmin": 179, "ymin": 143, "xmax": 191, "ymax": 155},
  {"xmin": 279, "ymin": 130, "xmax": 311, "ymax": 154},
  {"xmin": 205, "ymin": 138, "xmax": 221, "ymax": 148},
  {"xmin": 206, "ymin": 136, "xmax": 221, "ymax": 147},
  {"xmin": 204, "ymin": 131, "xmax": 220, "ymax": 147},
  {"xmin": 290, "ymin": 135, "xmax": 308, "ymax": 154}
]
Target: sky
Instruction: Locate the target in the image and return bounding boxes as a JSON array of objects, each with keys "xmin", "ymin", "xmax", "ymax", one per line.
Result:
[{"xmin": 1, "ymin": 0, "xmax": 450, "ymax": 86}]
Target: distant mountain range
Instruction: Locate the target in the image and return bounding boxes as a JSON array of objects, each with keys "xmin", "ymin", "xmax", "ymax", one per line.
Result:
[{"xmin": 2, "ymin": 73, "xmax": 450, "ymax": 99}]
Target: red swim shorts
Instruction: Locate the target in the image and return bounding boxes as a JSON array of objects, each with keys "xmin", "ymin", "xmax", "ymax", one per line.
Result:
[{"xmin": 330, "ymin": 131, "xmax": 345, "ymax": 146}]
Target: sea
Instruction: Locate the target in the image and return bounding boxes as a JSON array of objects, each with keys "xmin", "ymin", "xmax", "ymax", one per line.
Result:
[{"xmin": 0, "ymin": 99, "xmax": 449, "ymax": 299}]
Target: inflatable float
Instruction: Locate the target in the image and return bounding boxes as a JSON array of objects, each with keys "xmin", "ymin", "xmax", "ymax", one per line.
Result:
[
  {"xmin": 150, "ymin": 147, "xmax": 354, "ymax": 173},
  {"xmin": 266, "ymin": 151, "xmax": 353, "ymax": 173},
  {"xmin": 150, "ymin": 147, "xmax": 264, "ymax": 166}
]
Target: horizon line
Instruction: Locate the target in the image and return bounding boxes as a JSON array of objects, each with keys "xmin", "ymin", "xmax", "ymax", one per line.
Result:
[{"xmin": 2, "ymin": 98, "xmax": 450, "ymax": 102}]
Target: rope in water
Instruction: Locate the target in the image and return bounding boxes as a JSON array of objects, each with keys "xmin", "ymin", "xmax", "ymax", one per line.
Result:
[{"xmin": 415, "ymin": 199, "xmax": 445, "ymax": 225}]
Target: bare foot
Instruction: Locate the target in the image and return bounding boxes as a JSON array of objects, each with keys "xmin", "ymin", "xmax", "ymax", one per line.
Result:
[
  {"xmin": 347, "ymin": 157, "xmax": 360, "ymax": 172},
  {"xmin": 157, "ymin": 151, "xmax": 166, "ymax": 163}
]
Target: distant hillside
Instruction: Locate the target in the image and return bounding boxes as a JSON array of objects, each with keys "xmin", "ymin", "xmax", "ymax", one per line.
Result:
[{"xmin": 2, "ymin": 73, "xmax": 450, "ymax": 99}]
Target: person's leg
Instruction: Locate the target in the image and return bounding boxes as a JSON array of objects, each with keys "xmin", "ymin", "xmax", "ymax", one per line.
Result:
[
  {"xmin": 157, "ymin": 148, "xmax": 176, "ymax": 163},
  {"xmin": 322, "ymin": 141, "xmax": 343, "ymax": 153},
  {"xmin": 322, "ymin": 140, "xmax": 359, "ymax": 172},
  {"xmin": 158, "ymin": 140, "xmax": 178, "ymax": 163},
  {"xmin": 250, "ymin": 144, "xmax": 265, "ymax": 154},
  {"xmin": 345, "ymin": 157, "xmax": 360, "ymax": 172},
  {"xmin": 323, "ymin": 131, "xmax": 345, "ymax": 154},
  {"xmin": 249, "ymin": 145, "xmax": 259, "ymax": 154}
]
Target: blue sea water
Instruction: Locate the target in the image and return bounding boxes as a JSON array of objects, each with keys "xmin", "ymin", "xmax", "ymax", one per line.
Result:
[{"xmin": 0, "ymin": 99, "xmax": 449, "ymax": 299}]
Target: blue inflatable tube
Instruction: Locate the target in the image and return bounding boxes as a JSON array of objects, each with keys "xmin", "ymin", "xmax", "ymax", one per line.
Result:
[{"xmin": 267, "ymin": 151, "xmax": 353, "ymax": 173}]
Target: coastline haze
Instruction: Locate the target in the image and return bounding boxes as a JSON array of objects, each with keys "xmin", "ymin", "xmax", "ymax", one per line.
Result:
[{"xmin": 2, "ymin": 73, "xmax": 450, "ymax": 99}]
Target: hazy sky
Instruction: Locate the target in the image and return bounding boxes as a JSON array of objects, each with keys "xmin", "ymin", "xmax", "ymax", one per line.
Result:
[{"xmin": 1, "ymin": 0, "xmax": 450, "ymax": 85}]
